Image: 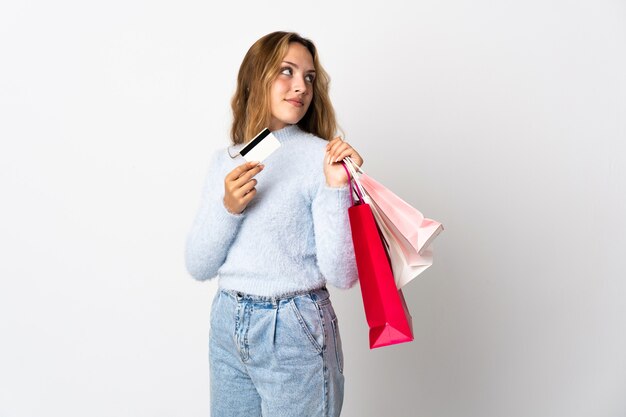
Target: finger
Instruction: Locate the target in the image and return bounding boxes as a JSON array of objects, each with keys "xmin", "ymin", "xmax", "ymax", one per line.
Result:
[
  {"xmin": 333, "ymin": 148, "xmax": 357, "ymax": 164},
  {"xmin": 241, "ymin": 187, "xmax": 257, "ymax": 202},
  {"xmin": 234, "ymin": 178, "xmax": 258, "ymax": 198},
  {"xmin": 226, "ymin": 161, "xmax": 255, "ymax": 182},
  {"xmin": 329, "ymin": 142, "xmax": 351, "ymax": 163},
  {"xmin": 326, "ymin": 137, "xmax": 344, "ymax": 155},
  {"xmin": 352, "ymin": 154, "xmax": 364, "ymax": 167},
  {"xmin": 232, "ymin": 163, "xmax": 264, "ymax": 187},
  {"xmin": 227, "ymin": 161, "xmax": 263, "ymax": 186},
  {"xmin": 227, "ymin": 161, "xmax": 261, "ymax": 181},
  {"xmin": 346, "ymin": 150, "xmax": 361, "ymax": 165},
  {"xmin": 325, "ymin": 136, "xmax": 343, "ymax": 151}
]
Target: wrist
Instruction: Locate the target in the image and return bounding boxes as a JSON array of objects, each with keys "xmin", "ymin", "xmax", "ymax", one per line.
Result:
[
  {"xmin": 325, "ymin": 179, "xmax": 348, "ymax": 188},
  {"xmin": 223, "ymin": 198, "xmax": 243, "ymax": 215}
]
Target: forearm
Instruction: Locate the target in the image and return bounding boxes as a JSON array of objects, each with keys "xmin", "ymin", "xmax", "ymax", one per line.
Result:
[
  {"xmin": 312, "ymin": 183, "xmax": 359, "ymax": 289},
  {"xmin": 185, "ymin": 197, "xmax": 245, "ymax": 281}
]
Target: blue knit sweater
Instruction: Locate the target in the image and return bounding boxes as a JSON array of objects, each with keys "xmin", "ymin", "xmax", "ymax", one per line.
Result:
[{"xmin": 184, "ymin": 124, "xmax": 359, "ymax": 297}]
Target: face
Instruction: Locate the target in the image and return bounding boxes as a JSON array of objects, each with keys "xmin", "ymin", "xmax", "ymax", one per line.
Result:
[{"xmin": 268, "ymin": 42, "xmax": 316, "ymax": 131}]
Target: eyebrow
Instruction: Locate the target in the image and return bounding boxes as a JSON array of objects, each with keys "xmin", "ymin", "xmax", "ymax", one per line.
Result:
[{"xmin": 282, "ymin": 61, "xmax": 316, "ymax": 73}]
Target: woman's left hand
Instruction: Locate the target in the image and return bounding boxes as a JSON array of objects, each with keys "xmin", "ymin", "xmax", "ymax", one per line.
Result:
[{"xmin": 324, "ymin": 137, "xmax": 364, "ymax": 188}]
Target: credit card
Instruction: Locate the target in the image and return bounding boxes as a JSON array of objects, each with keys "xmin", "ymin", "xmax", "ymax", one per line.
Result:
[{"xmin": 240, "ymin": 128, "xmax": 281, "ymax": 163}]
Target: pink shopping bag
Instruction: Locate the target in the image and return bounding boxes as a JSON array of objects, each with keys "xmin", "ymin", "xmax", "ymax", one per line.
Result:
[{"xmin": 345, "ymin": 157, "xmax": 443, "ymax": 264}]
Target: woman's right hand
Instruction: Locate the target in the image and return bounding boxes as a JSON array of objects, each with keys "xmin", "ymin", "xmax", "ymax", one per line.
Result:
[{"xmin": 223, "ymin": 161, "xmax": 265, "ymax": 214}]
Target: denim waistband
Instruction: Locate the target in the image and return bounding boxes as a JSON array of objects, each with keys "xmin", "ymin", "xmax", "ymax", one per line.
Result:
[{"xmin": 220, "ymin": 286, "xmax": 330, "ymax": 306}]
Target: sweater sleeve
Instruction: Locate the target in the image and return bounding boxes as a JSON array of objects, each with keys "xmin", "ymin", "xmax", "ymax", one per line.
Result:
[
  {"xmin": 184, "ymin": 150, "xmax": 246, "ymax": 281},
  {"xmin": 311, "ymin": 181, "xmax": 359, "ymax": 290}
]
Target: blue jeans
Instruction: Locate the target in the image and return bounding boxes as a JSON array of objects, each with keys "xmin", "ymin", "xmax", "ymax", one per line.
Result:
[{"xmin": 209, "ymin": 286, "xmax": 345, "ymax": 417}]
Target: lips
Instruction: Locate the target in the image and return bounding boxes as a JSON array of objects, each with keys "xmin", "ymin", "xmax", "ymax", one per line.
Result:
[{"xmin": 285, "ymin": 98, "xmax": 304, "ymax": 107}]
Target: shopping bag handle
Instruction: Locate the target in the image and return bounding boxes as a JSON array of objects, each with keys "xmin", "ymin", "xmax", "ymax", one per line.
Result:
[
  {"xmin": 341, "ymin": 160, "xmax": 365, "ymax": 206},
  {"xmin": 345, "ymin": 156, "xmax": 365, "ymax": 174}
]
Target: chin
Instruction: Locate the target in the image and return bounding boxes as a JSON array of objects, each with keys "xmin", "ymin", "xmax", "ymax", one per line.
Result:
[
  {"xmin": 280, "ymin": 116, "xmax": 303, "ymax": 125},
  {"xmin": 272, "ymin": 107, "xmax": 309, "ymax": 127}
]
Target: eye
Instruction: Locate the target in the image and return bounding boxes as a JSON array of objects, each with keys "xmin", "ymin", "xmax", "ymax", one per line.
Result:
[
  {"xmin": 305, "ymin": 73, "xmax": 315, "ymax": 83},
  {"xmin": 280, "ymin": 67, "xmax": 293, "ymax": 76}
]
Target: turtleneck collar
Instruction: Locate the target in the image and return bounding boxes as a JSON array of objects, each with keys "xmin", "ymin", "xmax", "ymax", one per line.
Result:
[{"xmin": 270, "ymin": 124, "xmax": 304, "ymax": 143}]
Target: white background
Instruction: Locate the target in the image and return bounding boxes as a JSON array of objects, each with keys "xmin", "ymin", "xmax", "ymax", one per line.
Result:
[{"xmin": 1, "ymin": 0, "xmax": 625, "ymax": 416}]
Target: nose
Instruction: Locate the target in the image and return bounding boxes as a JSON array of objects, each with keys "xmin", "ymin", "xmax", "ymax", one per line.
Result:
[{"xmin": 293, "ymin": 76, "xmax": 308, "ymax": 95}]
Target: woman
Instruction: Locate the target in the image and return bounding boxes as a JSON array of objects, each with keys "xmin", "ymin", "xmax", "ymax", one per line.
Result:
[{"xmin": 185, "ymin": 31, "xmax": 364, "ymax": 417}]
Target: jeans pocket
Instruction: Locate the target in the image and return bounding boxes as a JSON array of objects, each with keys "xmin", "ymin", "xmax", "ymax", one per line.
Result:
[
  {"xmin": 289, "ymin": 296, "xmax": 324, "ymax": 354},
  {"xmin": 331, "ymin": 316, "xmax": 344, "ymax": 374}
]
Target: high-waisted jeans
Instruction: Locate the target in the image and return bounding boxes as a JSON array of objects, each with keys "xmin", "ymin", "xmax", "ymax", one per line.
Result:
[{"xmin": 208, "ymin": 286, "xmax": 345, "ymax": 417}]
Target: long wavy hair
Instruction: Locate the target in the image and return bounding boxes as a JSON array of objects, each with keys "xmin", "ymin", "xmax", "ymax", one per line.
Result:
[{"xmin": 230, "ymin": 31, "xmax": 338, "ymax": 145}]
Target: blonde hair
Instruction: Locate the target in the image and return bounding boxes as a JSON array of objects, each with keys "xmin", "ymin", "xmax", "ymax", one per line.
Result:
[{"xmin": 230, "ymin": 31, "xmax": 338, "ymax": 145}]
